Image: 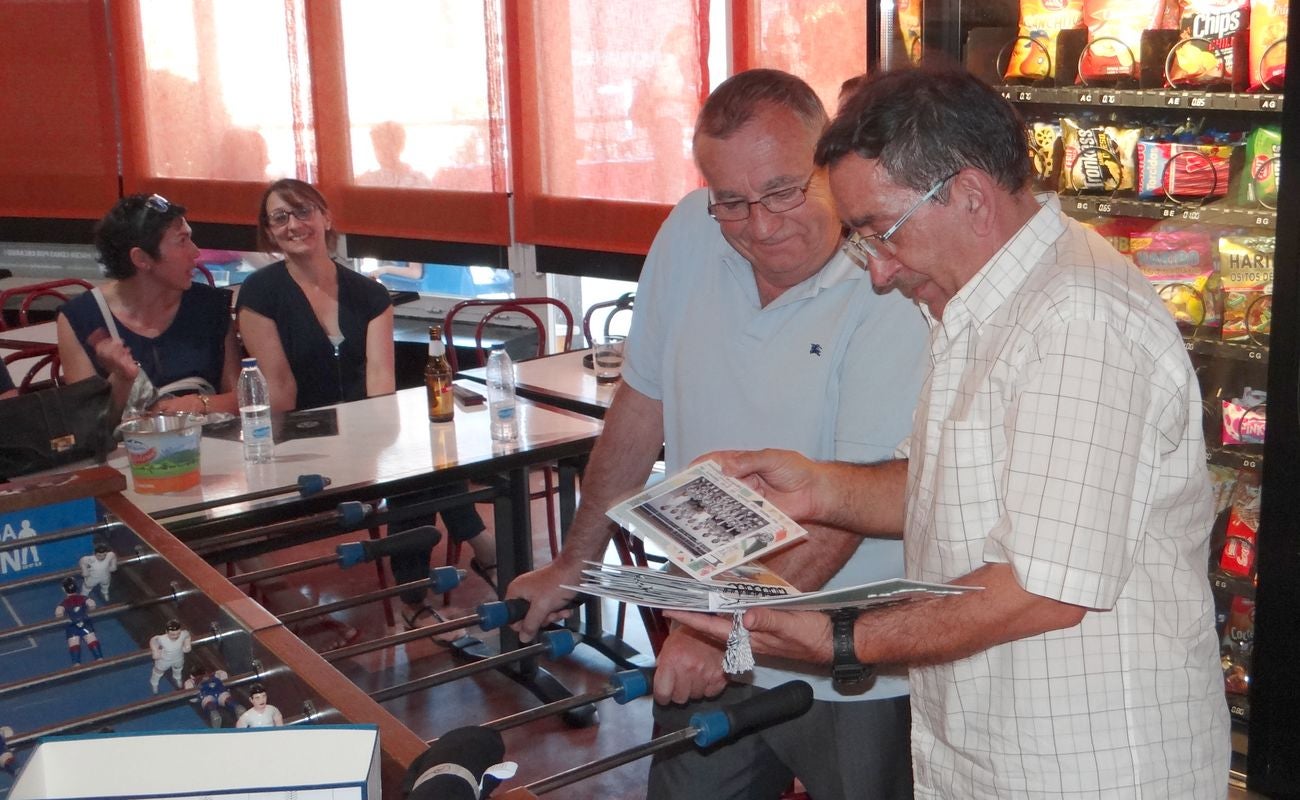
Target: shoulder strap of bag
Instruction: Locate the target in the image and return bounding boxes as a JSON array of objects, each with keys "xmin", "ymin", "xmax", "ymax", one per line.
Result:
[{"xmin": 91, "ymin": 287, "xmax": 122, "ymax": 341}]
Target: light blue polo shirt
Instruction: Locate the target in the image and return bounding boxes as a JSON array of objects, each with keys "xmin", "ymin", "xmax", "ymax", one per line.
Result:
[{"xmin": 623, "ymin": 188, "xmax": 929, "ymax": 702}]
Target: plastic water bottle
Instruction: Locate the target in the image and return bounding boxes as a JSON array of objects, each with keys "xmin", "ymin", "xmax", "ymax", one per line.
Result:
[
  {"xmin": 237, "ymin": 357, "xmax": 274, "ymax": 463},
  {"xmin": 485, "ymin": 345, "xmax": 518, "ymax": 442}
]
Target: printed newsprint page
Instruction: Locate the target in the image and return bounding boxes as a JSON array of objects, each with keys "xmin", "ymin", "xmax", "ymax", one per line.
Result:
[
  {"xmin": 605, "ymin": 460, "xmax": 806, "ymax": 580},
  {"xmin": 589, "ymin": 461, "xmax": 978, "ymax": 611}
]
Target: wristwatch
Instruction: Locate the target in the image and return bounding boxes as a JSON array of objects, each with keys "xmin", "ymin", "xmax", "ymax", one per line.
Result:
[{"xmin": 828, "ymin": 607, "xmax": 874, "ymax": 693}]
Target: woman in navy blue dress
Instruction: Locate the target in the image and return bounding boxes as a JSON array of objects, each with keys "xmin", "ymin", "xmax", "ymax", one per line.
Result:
[{"xmin": 57, "ymin": 194, "xmax": 239, "ymax": 415}]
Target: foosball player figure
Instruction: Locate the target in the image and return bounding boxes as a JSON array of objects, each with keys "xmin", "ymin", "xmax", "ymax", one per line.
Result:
[
  {"xmin": 149, "ymin": 620, "xmax": 192, "ymax": 693},
  {"xmin": 79, "ymin": 542, "xmax": 117, "ymax": 602},
  {"xmin": 55, "ymin": 577, "xmax": 103, "ymax": 664},
  {"xmin": 0, "ymin": 724, "xmax": 15, "ymax": 775},
  {"xmin": 235, "ymin": 683, "xmax": 283, "ymax": 728},
  {"xmin": 184, "ymin": 665, "xmax": 246, "ymax": 728}
]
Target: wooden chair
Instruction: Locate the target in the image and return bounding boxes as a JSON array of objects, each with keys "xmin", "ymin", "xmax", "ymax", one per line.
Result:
[
  {"xmin": 581, "ymin": 292, "xmax": 635, "ymax": 347},
  {"xmin": 440, "ymin": 297, "xmax": 577, "ymax": 572},
  {"xmin": 0, "ymin": 278, "xmax": 93, "ymax": 331}
]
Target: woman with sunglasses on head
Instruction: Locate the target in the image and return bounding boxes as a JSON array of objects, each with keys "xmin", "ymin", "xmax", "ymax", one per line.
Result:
[
  {"xmin": 56, "ymin": 194, "xmax": 240, "ymax": 415},
  {"xmin": 236, "ymin": 179, "xmax": 395, "ymax": 411}
]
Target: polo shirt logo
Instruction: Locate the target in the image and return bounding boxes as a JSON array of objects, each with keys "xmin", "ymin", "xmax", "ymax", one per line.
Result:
[{"xmin": 809, "ymin": 343, "xmax": 823, "ymax": 356}]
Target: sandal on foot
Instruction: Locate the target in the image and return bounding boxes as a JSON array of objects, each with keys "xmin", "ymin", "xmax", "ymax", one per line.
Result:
[
  {"xmin": 402, "ymin": 605, "xmax": 467, "ymax": 642},
  {"xmin": 470, "ymin": 558, "xmax": 500, "ymax": 597},
  {"xmin": 328, "ymin": 625, "xmax": 361, "ymax": 651}
]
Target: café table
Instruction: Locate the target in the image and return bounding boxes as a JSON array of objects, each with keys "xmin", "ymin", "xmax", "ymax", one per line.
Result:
[
  {"xmin": 0, "ymin": 319, "xmax": 58, "ymax": 350},
  {"xmin": 109, "ymin": 384, "xmax": 608, "ymax": 716},
  {"xmin": 459, "ymin": 349, "xmax": 616, "ymax": 419}
]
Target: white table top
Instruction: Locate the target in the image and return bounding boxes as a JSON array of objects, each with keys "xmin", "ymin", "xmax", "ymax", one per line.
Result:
[
  {"xmin": 460, "ymin": 350, "xmax": 617, "ymax": 417},
  {"xmin": 0, "ymin": 320, "xmax": 58, "ymax": 347},
  {"xmin": 115, "ymin": 384, "xmax": 603, "ymax": 520}
]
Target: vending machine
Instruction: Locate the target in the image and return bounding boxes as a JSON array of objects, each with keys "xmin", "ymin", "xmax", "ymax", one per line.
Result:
[{"xmin": 892, "ymin": 0, "xmax": 1299, "ymax": 794}]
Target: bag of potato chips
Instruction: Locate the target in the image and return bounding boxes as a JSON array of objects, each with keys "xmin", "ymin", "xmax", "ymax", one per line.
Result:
[
  {"xmin": 1006, "ymin": 0, "xmax": 1087, "ymax": 81},
  {"xmin": 1249, "ymin": 0, "xmax": 1288, "ymax": 90},
  {"xmin": 1168, "ymin": 0, "xmax": 1249, "ymax": 86},
  {"xmin": 1078, "ymin": 0, "xmax": 1170, "ymax": 83}
]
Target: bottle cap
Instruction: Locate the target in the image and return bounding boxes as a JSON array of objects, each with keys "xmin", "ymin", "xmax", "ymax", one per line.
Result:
[
  {"xmin": 490, "ymin": 344, "xmax": 504, "ymax": 351},
  {"xmin": 241, "ymin": 357, "xmax": 258, "ymax": 368}
]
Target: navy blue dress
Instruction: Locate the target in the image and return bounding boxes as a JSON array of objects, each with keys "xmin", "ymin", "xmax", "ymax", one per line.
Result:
[
  {"xmin": 236, "ymin": 262, "xmax": 391, "ymax": 410},
  {"xmin": 59, "ymin": 284, "xmax": 232, "ymax": 392}
]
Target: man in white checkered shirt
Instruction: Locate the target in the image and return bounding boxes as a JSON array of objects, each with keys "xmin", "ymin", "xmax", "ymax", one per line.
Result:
[{"xmin": 669, "ymin": 66, "xmax": 1230, "ymax": 799}]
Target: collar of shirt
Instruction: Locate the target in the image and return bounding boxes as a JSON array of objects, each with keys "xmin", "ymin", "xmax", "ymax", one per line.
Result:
[
  {"xmin": 720, "ymin": 244, "xmax": 864, "ymax": 312},
  {"xmin": 922, "ymin": 192, "xmax": 1066, "ymax": 348}
]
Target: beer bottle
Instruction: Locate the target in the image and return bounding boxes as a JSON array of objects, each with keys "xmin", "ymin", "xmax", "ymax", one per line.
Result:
[{"xmin": 425, "ymin": 325, "xmax": 454, "ymax": 423}]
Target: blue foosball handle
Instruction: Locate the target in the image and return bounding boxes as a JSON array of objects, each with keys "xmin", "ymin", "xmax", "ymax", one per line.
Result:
[{"xmin": 296, "ymin": 474, "xmax": 329, "ymax": 496}]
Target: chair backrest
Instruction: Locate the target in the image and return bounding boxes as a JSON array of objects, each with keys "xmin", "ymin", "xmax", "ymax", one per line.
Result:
[
  {"xmin": 442, "ymin": 297, "xmax": 575, "ymax": 372},
  {"xmin": 581, "ymin": 292, "xmax": 635, "ymax": 347},
  {"xmin": 3, "ymin": 346, "xmax": 61, "ymax": 393},
  {"xmin": 0, "ymin": 278, "xmax": 94, "ymax": 331},
  {"xmin": 194, "ymin": 264, "xmax": 216, "ymax": 287}
]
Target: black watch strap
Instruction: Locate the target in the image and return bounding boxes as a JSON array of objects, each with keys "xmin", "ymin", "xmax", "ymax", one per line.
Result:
[{"xmin": 829, "ymin": 607, "xmax": 874, "ymax": 693}]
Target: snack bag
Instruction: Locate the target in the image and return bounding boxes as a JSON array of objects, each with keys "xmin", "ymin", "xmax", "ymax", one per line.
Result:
[
  {"xmin": 898, "ymin": 0, "xmax": 924, "ymax": 64},
  {"xmin": 1222, "ymin": 386, "xmax": 1267, "ymax": 445},
  {"xmin": 1136, "ymin": 138, "xmax": 1238, "ymax": 199},
  {"xmin": 1221, "ymin": 595, "xmax": 1254, "ymax": 696},
  {"xmin": 1218, "ymin": 469, "xmax": 1261, "ymax": 571},
  {"xmin": 1207, "ymin": 462, "xmax": 1239, "ymax": 515},
  {"xmin": 1249, "ymin": 0, "xmax": 1288, "ymax": 90},
  {"xmin": 1219, "ymin": 235, "xmax": 1273, "ymax": 340},
  {"xmin": 1006, "ymin": 0, "xmax": 1086, "ymax": 80},
  {"xmin": 1168, "ymin": 0, "xmax": 1250, "ymax": 86},
  {"xmin": 1131, "ymin": 229, "xmax": 1220, "ymax": 326},
  {"xmin": 1060, "ymin": 117, "xmax": 1141, "ymax": 192},
  {"xmin": 1239, "ymin": 125, "xmax": 1282, "ymax": 208},
  {"xmin": 1078, "ymin": 0, "xmax": 1169, "ymax": 82},
  {"xmin": 1028, "ymin": 121, "xmax": 1062, "ymax": 187}
]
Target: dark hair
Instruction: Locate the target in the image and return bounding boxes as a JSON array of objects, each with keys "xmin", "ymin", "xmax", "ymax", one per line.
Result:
[
  {"xmin": 248, "ymin": 682, "xmax": 266, "ymax": 696},
  {"xmin": 165, "ymin": 620, "xmax": 181, "ymax": 631},
  {"xmin": 694, "ymin": 69, "xmax": 828, "ymax": 147},
  {"xmin": 816, "ymin": 66, "xmax": 1031, "ymax": 197},
  {"xmin": 93, "ymin": 194, "xmax": 188, "ymax": 279},
  {"xmin": 256, "ymin": 179, "xmax": 338, "ymax": 254}
]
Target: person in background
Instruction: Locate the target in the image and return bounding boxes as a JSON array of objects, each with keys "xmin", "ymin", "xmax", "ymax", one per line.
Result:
[
  {"xmin": 57, "ymin": 194, "xmax": 240, "ymax": 415},
  {"xmin": 507, "ymin": 69, "xmax": 927, "ymax": 799},
  {"xmin": 238, "ymin": 179, "xmax": 497, "ymax": 636},
  {"xmin": 668, "ymin": 65, "xmax": 1230, "ymax": 799}
]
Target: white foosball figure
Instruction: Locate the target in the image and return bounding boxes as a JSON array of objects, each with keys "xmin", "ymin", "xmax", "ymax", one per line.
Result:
[
  {"xmin": 79, "ymin": 542, "xmax": 117, "ymax": 602},
  {"xmin": 149, "ymin": 620, "xmax": 192, "ymax": 693},
  {"xmin": 235, "ymin": 683, "xmax": 283, "ymax": 728}
]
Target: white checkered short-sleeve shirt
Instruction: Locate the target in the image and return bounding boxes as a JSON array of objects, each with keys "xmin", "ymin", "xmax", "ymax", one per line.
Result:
[{"xmin": 905, "ymin": 195, "xmax": 1229, "ymax": 798}]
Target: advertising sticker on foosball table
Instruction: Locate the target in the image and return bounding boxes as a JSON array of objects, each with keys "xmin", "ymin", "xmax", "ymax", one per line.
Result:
[{"xmin": 0, "ymin": 497, "xmax": 97, "ymax": 583}]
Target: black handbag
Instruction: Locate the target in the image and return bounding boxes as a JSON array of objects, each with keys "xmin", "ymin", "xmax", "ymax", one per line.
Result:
[{"xmin": 0, "ymin": 376, "xmax": 115, "ymax": 481}]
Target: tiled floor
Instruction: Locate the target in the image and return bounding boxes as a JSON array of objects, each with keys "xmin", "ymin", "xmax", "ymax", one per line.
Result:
[{"xmin": 235, "ymin": 487, "xmax": 657, "ymax": 800}]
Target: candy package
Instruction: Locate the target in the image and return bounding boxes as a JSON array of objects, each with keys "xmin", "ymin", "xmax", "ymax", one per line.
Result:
[
  {"xmin": 1168, "ymin": 0, "xmax": 1250, "ymax": 86},
  {"xmin": 1006, "ymin": 0, "xmax": 1086, "ymax": 80},
  {"xmin": 1060, "ymin": 117, "xmax": 1141, "ymax": 192},
  {"xmin": 1239, "ymin": 125, "xmax": 1282, "ymax": 208},
  {"xmin": 1218, "ymin": 468, "xmax": 1261, "ymax": 572},
  {"xmin": 1207, "ymin": 462, "xmax": 1239, "ymax": 516},
  {"xmin": 1131, "ymin": 229, "xmax": 1221, "ymax": 326},
  {"xmin": 1219, "ymin": 235, "xmax": 1273, "ymax": 341},
  {"xmin": 898, "ymin": 0, "xmax": 924, "ymax": 64},
  {"xmin": 1078, "ymin": 0, "xmax": 1170, "ymax": 83},
  {"xmin": 1249, "ymin": 0, "xmax": 1288, "ymax": 90},
  {"xmin": 1223, "ymin": 386, "xmax": 1267, "ymax": 445},
  {"xmin": 1136, "ymin": 137, "xmax": 1239, "ymax": 200}
]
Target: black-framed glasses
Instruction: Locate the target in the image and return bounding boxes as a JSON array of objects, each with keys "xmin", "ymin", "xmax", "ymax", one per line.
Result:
[
  {"xmin": 844, "ymin": 172, "xmax": 958, "ymax": 265},
  {"xmin": 132, "ymin": 193, "xmax": 172, "ymax": 235},
  {"xmin": 266, "ymin": 204, "xmax": 316, "ymax": 228},
  {"xmin": 707, "ymin": 175, "xmax": 815, "ymax": 222}
]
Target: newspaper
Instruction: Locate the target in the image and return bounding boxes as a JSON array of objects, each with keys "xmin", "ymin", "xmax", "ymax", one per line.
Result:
[
  {"xmin": 605, "ymin": 461, "xmax": 805, "ymax": 580},
  {"xmin": 566, "ymin": 561, "xmax": 977, "ymax": 612}
]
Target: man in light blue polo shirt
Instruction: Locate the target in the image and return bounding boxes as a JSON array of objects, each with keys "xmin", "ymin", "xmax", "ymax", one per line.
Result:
[{"xmin": 507, "ymin": 69, "xmax": 927, "ymax": 799}]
